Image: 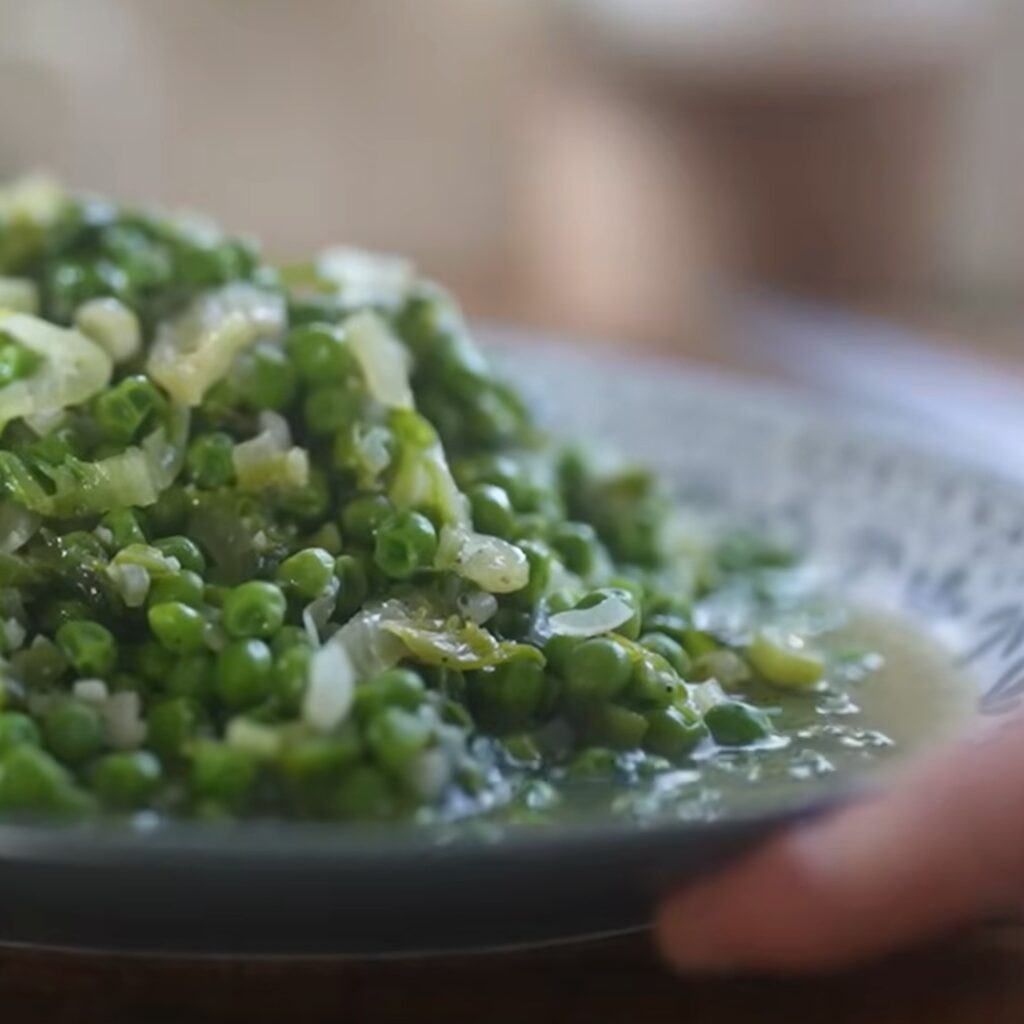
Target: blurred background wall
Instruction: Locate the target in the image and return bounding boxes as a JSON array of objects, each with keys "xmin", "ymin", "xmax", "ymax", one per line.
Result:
[{"xmin": 0, "ymin": 0, "xmax": 1020, "ymax": 353}]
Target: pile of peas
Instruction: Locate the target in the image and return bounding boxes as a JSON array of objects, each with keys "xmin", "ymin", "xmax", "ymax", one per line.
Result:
[{"xmin": 0, "ymin": 182, "xmax": 823, "ymax": 823}]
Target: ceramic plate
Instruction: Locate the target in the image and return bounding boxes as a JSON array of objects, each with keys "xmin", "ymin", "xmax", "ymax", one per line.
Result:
[{"xmin": 0, "ymin": 336, "xmax": 1012, "ymax": 957}]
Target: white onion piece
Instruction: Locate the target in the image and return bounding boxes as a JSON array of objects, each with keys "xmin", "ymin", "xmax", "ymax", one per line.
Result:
[
  {"xmin": 346, "ymin": 311, "xmax": 413, "ymax": 409},
  {"xmin": 0, "ymin": 500, "xmax": 39, "ymax": 553},
  {"xmin": 458, "ymin": 590, "xmax": 499, "ymax": 625},
  {"xmin": 104, "ymin": 692, "xmax": 147, "ymax": 750},
  {"xmin": 317, "ymin": 247, "xmax": 414, "ymax": 308},
  {"xmin": 73, "ymin": 679, "xmax": 109, "ymax": 704},
  {"xmin": 106, "ymin": 563, "xmax": 151, "ymax": 607},
  {"xmin": 548, "ymin": 595, "xmax": 634, "ymax": 638},
  {"xmin": 74, "ymin": 297, "xmax": 141, "ymax": 363},
  {"xmin": 1, "ymin": 618, "xmax": 25, "ymax": 652},
  {"xmin": 0, "ymin": 277, "xmax": 39, "ymax": 315},
  {"xmin": 226, "ymin": 718, "xmax": 281, "ymax": 759},
  {"xmin": 232, "ymin": 430, "xmax": 309, "ymax": 493},
  {"xmin": 438, "ymin": 526, "xmax": 529, "ymax": 594},
  {"xmin": 692, "ymin": 680, "xmax": 728, "ymax": 715},
  {"xmin": 328, "ymin": 601, "xmax": 408, "ymax": 679},
  {"xmin": 303, "ymin": 642, "xmax": 356, "ymax": 732},
  {"xmin": 258, "ymin": 409, "xmax": 292, "ymax": 449},
  {"xmin": 301, "ymin": 585, "xmax": 338, "ymax": 645}
]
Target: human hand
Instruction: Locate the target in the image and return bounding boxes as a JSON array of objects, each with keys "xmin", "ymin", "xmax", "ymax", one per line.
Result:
[{"xmin": 656, "ymin": 713, "xmax": 1024, "ymax": 973}]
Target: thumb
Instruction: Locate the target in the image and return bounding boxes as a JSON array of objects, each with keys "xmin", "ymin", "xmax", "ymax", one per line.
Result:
[{"xmin": 656, "ymin": 713, "xmax": 1024, "ymax": 973}]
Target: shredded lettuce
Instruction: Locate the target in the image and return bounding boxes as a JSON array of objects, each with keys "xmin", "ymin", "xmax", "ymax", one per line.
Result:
[
  {"xmin": 147, "ymin": 284, "xmax": 285, "ymax": 406},
  {"xmin": 0, "ymin": 312, "xmax": 112, "ymax": 433}
]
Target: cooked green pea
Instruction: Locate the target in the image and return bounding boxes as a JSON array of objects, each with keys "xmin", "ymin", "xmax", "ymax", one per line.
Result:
[
  {"xmin": 148, "ymin": 602, "xmax": 206, "ymax": 654},
  {"xmin": 167, "ymin": 652, "xmax": 216, "ymax": 703},
  {"xmin": 216, "ymin": 639, "xmax": 273, "ymax": 709},
  {"xmin": 186, "ymin": 432, "xmax": 235, "ymax": 488},
  {"xmin": 373, "ymin": 511, "xmax": 438, "ymax": 580},
  {"xmin": 190, "ymin": 742, "xmax": 257, "ymax": 807},
  {"xmin": 334, "ymin": 553, "xmax": 369, "ymax": 619},
  {"xmin": 55, "ymin": 620, "xmax": 117, "ymax": 677},
  {"xmin": 273, "ymin": 645, "xmax": 311, "ymax": 713},
  {"xmin": 366, "ymin": 707, "xmax": 431, "ymax": 775},
  {"xmin": 304, "ymin": 384, "xmax": 360, "ymax": 436},
  {"xmin": 276, "ymin": 468, "xmax": 330, "ymax": 525},
  {"xmin": 542, "ymin": 633, "xmax": 579, "ymax": 677},
  {"xmin": 333, "ymin": 764, "xmax": 395, "ymax": 819},
  {"xmin": 276, "ymin": 547, "xmax": 335, "ymax": 600},
  {"xmin": 43, "ymin": 700, "xmax": 103, "ymax": 764},
  {"xmin": 39, "ymin": 598, "xmax": 92, "ymax": 634},
  {"xmin": 354, "ymin": 668, "xmax": 426, "ymax": 721},
  {"xmin": 92, "ymin": 751, "xmax": 161, "ymax": 809},
  {"xmin": 0, "ymin": 745, "xmax": 86, "ymax": 813},
  {"xmin": 565, "ymin": 638, "xmax": 632, "ymax": 704},
  {"xmin": 234, "ymin": 345, "xmax": 297, "ymax": 411},
  {"xmin": 222, "ymin": 581, "xmax": 287, "ymax": 639},
  {"xmin": 0, "ymin": 712, "xmax": 41, "ymax": 755},
  {"xmin": 10, "ymin": 638, "xmax": 69, "ymax": 688},
  {"xmin": 341, "ymin": 494, "xmax": 394, "ymax": 545},
  {"xmin": 133, "ymin": 639, "xmax": 174, "ymax": 683},
  {"xmin": 468, "ymin": 483, "xmax": 515, "ymax": 539},
  {"xmin": 94, "ymin": 375, "xmax": 163, "ymax": 443},
  {"xmin": 551, "ymin": 522, "xmax": 603, "ymax": 577},
  {"xmin": 147, "ymin": 569, "xmax": 205, "ymax": 609},
  {"xmin": 287, "ymin": 322, "xmax": 352, "ymax": 383},
  {"xmin": 625, "ymin": 654, "xmax": 680, "ymax": 710},
  {"xmin": 705, "ymin": 700, "xmax": 773, "ymax": 746},
  {"xmin": 639, "ymin": 632, "xmax": 691, "ymax": 677},
  {"xmin": 577, "ymin": 703, "xmax": 648, "ymax": 751},
  {"xmin": 153, "ymin": 536, "xmax": 206, "ymax": 575},
  {"xmin": 144, "ymin": 485, "xmax": 189, "ymax": 536},
  {"xmin": 271, "ymin": 625, "xmax": 313, "ymax": 657},
  {"xmin": 99, "ymin": 508, "xmax": 147, "ymax": 550},
  {"xmin": 747, "ymin": 628, "xmax": 825, "ymax": 690},
  {"xmin": 278, "ymin": 732, "xmax": 361, "ymax": 784},
  {"xmin": 644, "ymin": 705, "xmax": 706, "ymax": 758},
  {"xmin": 147, "ymin": 698, "xmax": 200, "ymax": 759},
  {"xmin": 469, "ymin": 655, "xmax": 547, "ymax": 733}
]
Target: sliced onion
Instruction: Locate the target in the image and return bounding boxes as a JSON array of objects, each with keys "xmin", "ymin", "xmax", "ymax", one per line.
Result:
[
  {"xmin": 548, "ymin": 594, "xmax": 634, "ymax": 638},
  {"xmin": 438, "ymin": 526, "xmax": 529, "ymax": 594},
  {"xmin": 346, "ymin": 311, "xmax": 413, "ymax": 409},
  {"xmin": 232, "ymin": 429, "xmax": 309, "ymax": 493},
  {"xmin": 141, "ymin": 404, "xmax": 190, "ymax": 491},
  {"xmin": 328, "ymin": 600, "xmax": 409, "ymax": 678},
  {"xmin": 692, "ymin": 680, "xmax": 728, "ymax": 715},
  {"xmin": 105, "ymin": 564, "xmax": 151, "ymax": 608},
  {"xmin": 226, "ymin": 717, "xmax": 281, "ymax": 759},
  {"xmin": 73, "ymin": 679, "xmax": 109, "ymax": 704},
  {"xmin": 103, "ymin": 691, "xmax": 147, "ymax": 750},
  {"xmin": 317, "ymin": 247, "xmax": 414, "ymax": 309},
  {"xmin": 301, "ymin": 584, "xmax": 338, "ymax": 645},
  {"xmin": 1, "ymin": 618, "xmax": 25, "ymax": 652},
  {"xmin": 74, "ymin": 297, "xmax": 141, "ymax": 363},
  {"xmin": 147, "ymin": 284, "xmax": 285, "ymax": 406},
  {"xmin": 258, "ymin": 409, "xmax": 292, "ymax": 449},
  {"xmin": 458, "ymin": 590, "xmax": 498, "ymax": 625},
  {"xmin": 303, "ymin": 642, "xmax": 356, "ymax": 733},
  {"xmin": 0, "ymin": 312, "xmax": 112, "ymax": 431},
  {"xmin": 0, "ymin": 277, "xmax": 38, "ymax": 314}
]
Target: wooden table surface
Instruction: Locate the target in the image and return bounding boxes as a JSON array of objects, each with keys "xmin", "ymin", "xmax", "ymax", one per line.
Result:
[{"xmin": 5, "ymin": 304, "xmax": 1024, "ymax": 1023}]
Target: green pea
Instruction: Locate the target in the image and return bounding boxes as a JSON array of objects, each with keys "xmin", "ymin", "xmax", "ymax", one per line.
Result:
[
  {"xmin": 39, "ymin": 598, "xmax": 92, "ymax": 634},
  {"xmin": 644, "ymin": 705, "xmax": 706, "ymax": 758},
  {"xmin": 354, "ymin": 668, "xmax": 426, "ymax": 721},
  {"xmin": 167, "ymin": 652, "xmax": 216, "ymax": 703},
  {"xmin": 334, "ymin": 553, "xmax": 369, "ymax": 620},
  {"xmin": 0, "ymin": 745, "xmax": 86, "ymax": 813},
  {"xmin": 304, "ymin": 384, "xmax": 360, "ymax": 436},
  {"xmin": 133, "ymin": 639, "xmax": 175, "ymax": 683},
  {"xmin": 222, "ymin": 581, "xmax": 287, "ymax": 639},
  {"xmin": 639, "ymin": 632, "xmax": 692, "ymax": 677},
  {"xmin": 511, "ymin": 539, "xmax": 553, "ymax": 609},
  {"xmin": 365, "ymin": 707, "xmax": 431, "ymax": 775},
  {"xmin": 0, "ymin": 711, "xmax": 41, "ymax": 755},
  {"xmin": 287, "ymin": 322, "xmax": 353, "ymax": 383},
  {"xmin": 273, "ymin": 645, "xmax": 311, "ymax": 713},
  {"xmin": 542, "ymin": 633, "xmax": 579, "ymax": 677},
  {"xmin": 94, "ymin": 375, "xmax": 164, "ymax": 443},
  {"xmin": 747, "ymin": 628, "xmax": 825, "ymax": 690},
  {"xmin": 565, "ymin": 638, "xmax": 632, "ymax": 704},
  {"xmin": 625, "ymin": 654, "xmax": 680, "ymax": 710},
  {"xmin": 148, "ymin": 601, "xmax": 206, "ymax": 654},
  {"xmin": 92, "ymin": 751, "xmax": 161, "ymax": 809},
  {"xmin": 10, "ymin": 638, "xmax": 69, "ymax": 688},
  {"xmin": 43, "ymin": 699, "xmax": 104, "ymax": 764},
  {"xmin": 186, "ymin": 432, "xmax": 236, "ymax": 488},
  {"xmin": 271, "ymin": 625, "xmax": 313, "ymax": 657},
  {"xmin": 190, "ymin": 742, "xmax": 257, "ymax": 807},
  {"xmin": 468, "ymin": 483, "xmax": 515, "ymax": 539},
  {"xmin": 565, "ymin": 746, "xmax": 619, "ymax": 780},
  {"xmin": 373, "ymin": 511, "xmax": 438, "ymax": 580},
  {"xmin": 99, "ymin": 508, "xmax": 147, "ymax": 550},
  {"xmin": 469, "ymin": 655, "xmax": 547, "ymax": 733},
  {"xmin": 234, "ymin": 345, "xmax": 297, "ymax": 411},
  {"xmin": 144, "ymin": 485, "xmax": 189, "ymax": 536},
  {"xmin": 576, "ymin": 703, "xmax": 648, "ymax": 751},
  {"xmin": 681, "ymin": 629, "xmax": 720, "ymax": 659},
  {"xmin": 147, "ymin": 698, "xmax": 200, "ymax": 759},
  {"xmin": 278, "ymin": 732, "xmax": 362, "ymax": 785},
  {"xmin": 153, "ymin": 536, "xmax": 206, "ymax": 575},
  {"xmin": 147, "ymin": 569, "xmax": 205, "ymax": 609},
  {"xmin": 276, "ymin": 547, "xmax": 335, "ymax": 601},
  {"xmin": 341, "ymin": 494, "xmax": 395, "ymax": 545},
  {"xmin": 216, "ymin": 638, "xmax": 273, "ymax": 710},
  {"xmin": 55, "ymin": 620, "xmax": 117, "ymax": 677},
  {"xmin": 705, "ymin": 700, "xmax": 773, "ymax": 746},
  {"xmin": 276, "ymin": 467, "xmax": 330, "ymax": 525},
  {"xmin": 551, "ymin": 522, "xmax": 603, "ymax": 578}
]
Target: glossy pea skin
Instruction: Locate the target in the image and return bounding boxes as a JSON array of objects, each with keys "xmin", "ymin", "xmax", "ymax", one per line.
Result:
[
  {"xmin": 153, "ymin": 536, "xmax": 206, "ymax": 575},
  {"xmin": 148, "ymin": 601, "xmax": 206, "ymax": 654},
  {"xmin": 705, "ymin": 700, "xmax": 773, "ymax": 746},
  {"xmin": 365, "ymin": 707, "xmax": 432, "ymax": 775},
  {"xmin": 167, "ymin": 652, "xmax": 216, "ymax": 704},
  {"xmin": 624, "ymin": 654, "xmax": 680, "ymax": 710},
  {"xmin": 216, "ymin": 639, "xmax": 273, "ymax": 710},
  {"xmin": 222, "ymin": 581, "xmax": 287, "ymax": 639},
  {"xmin": 234, "ymin": 345, "xmax": 297, "ymax": 412},
  {"xmin": 304, "ymin": 385, "xmax": 360, "ymax": 436},
  {"xmin": 287, "ymin": 323, "xmax": 352, "ymax": 384},
  {"xmin": 639, "ymin": 632, "xmax": 691, "ymax": 678},
  {"xmin": 354, "ymin": 668, "xmax": 426, "ymax": 722},
  {"xmin": 147, "ymin": 569, "xmax": 205, "ymax": 609},
  {"xmin": 0, "ymin": 711, "xmax": 41, "ymax": 755},
  {"xmin": 468, "ymin": 483, "xmax": 515, "ymax": 539},
  {"xmin": 0, "ymin": 745, "xmax": 87, "ymax": 813},
  {"xmin": 334, "ymin": 554, "xmax": 369, "ymax": 620},
  {"xmin": 186, "ymin": 432, "xmax": 235, "ymax": 488},
  {"xmin": 565, "ymin": 638, "xmax": 632, "ymax": 705},
  {"xmin": 469, "ymin": 657, "xmax": 547, "ymax": 733},
  {"xmin": 551, "ymin": 522, "xmax": 603, "ymax": 578},
  {"xmin": 373, "ymin": 511, "xmax": 438, "ymax": 580},
  {"xmin": 644, "ymin": 705, "xmax": 706, "ymax": 759},
  {"xmin": 273, "ymin": 645, "xmax": 311, "ymax": 713},
  {"xmin": 99, "ymin": 508, "xmax": 147, "ymax": 550},
  {"xmin": 42, "ymin": 700, "xmax": 104, "ymax": 765},
  {"xmin": 189, "ymin": 742, "xmax": 257, "ymax": 808},
  {"xmin": 576, "ymin": 703, "xmax": 648, "ymax": 751},
  {"xmin": 341, "ymin": 494, "xmax": 395, "ymax": 545},
  {"xmin": 147, "ymin": 698, "xmax": 201, "ymax": 760},
  {"xmin": 55, "ymin": 620, "xmax": 117, "ymax": 678},
  {"xmin": 91, "ymin": 751, "xmax": 161, "ymax": 809},
  {"xmin": 276, "ymin": 547, "xmax": 335, "ymax": 601}
]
